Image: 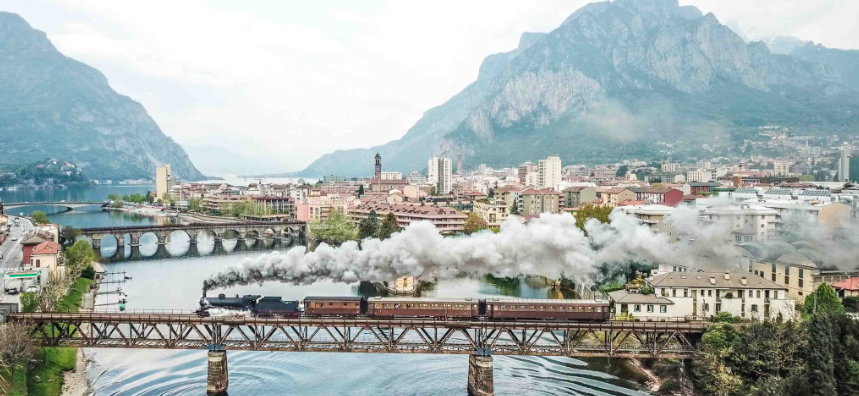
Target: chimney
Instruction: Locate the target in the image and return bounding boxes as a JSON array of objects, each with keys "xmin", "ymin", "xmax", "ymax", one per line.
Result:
[
  {"xmin": 741, "ymin": 276, "xmax": 747, "ymax": 286},
  {"xmin": 724, "ymin": 272, "xmax": 730, "ymax": 281},
  {"xmin": 709, "ymin": 276, "xmax": 716, "ymax": 285}
]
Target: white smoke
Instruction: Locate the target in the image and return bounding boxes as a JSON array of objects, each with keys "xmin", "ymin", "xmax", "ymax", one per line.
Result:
[{"xmin": 205, "ymin": 210, "xmax": 750, "ymax": 290}]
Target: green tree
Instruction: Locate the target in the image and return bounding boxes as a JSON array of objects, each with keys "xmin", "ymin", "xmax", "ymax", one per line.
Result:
[
  {"xmin": 107, "ymin": 193, "xmax": 118, "ymax": 201},
  {"xmin": 188, "ymin": 198, "xmax": 202, "ymax": 211},
  {"xmin": 358, "ymin": 210, "xmax": 379, "ymax": 240},
  {"xmin": 376, "ymin": 212, "xmax": 400, "ymax": 240},
  {"xmin": 463, "ymin": 212, "xmax": 488, "ymax": 235},
  {"xmin": 430, "ymin": 186, "xmax": 437, "ymax": 196},
  {"xmin": 60, "ymin": 225, "xmax": 80, "ymax": 245},
  {"xmin": 573, "ymin": 204, "xmax": 612, "ymax": 233},
  {"xmin": 616, "ymin": 165, "xmax": 628, "ymax": 177},
  {"xmin": 30, "ymin": 210, "xmax": 49, "ymax": 224},
  {"xmin": 806, "ymin": 314, "xmax": 837, "ymax": 395},
  {"xmin": 19, "ymin": 292, "xmax": 38, "ymax": 313},
  {"xmin": 64, "ymin": 239, "xmax": 97, "ymax": 280},
  {"xmin": 309, "ymin": 210, "xmax": 357, "ymax": 245},
  {"xmin": 800, "ymin": 175, "xmax": 814, "ymax": 181},
  {"xmin": 510, "ymin": 201, "xmax": 520, "ymax": 215},
  {"xmin": 803, "ymin": 283, "xmax": 844, "ymax": 317},
  {"xmin": 357, "ymin": 185, "xmax": 364, "ymax": 197},
  {"xmin": 843, "ymin": 296, "xmax": 859, "ymax": 313}
]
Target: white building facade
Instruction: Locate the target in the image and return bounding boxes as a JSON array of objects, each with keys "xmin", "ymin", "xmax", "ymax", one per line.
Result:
[{"xmin": 538, "ymin": 156, "xmax": 562, "ymax": 190}]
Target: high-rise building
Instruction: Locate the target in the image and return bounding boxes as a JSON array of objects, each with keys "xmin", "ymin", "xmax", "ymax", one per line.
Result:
[
  {"xmin": 538, "ymin": 156, "xmax": 562, "ymax": 190},
  {"xmin": 374, "ymin": 153, "xmax": 382, "ymax": 180},
  {"xmin": 839, "ymin": 146, "xmax": 851, "ymax": 182},
  {"xmin": 457, "ymin": 154, "xmax": 463, "ymax": 175},
  {"xmin": 518, "ymin": 162, "xmax": 537, "ymax": 183},
  {"xmin": 428, "ymin": 157, "xmax": 452, "ymax": 194},
  {"xmin": 773, "ymin": 160, "xmax": 791, "ymax": 176},
  {"xmin": 155, "ymin": 165, "xmax": 173, "ymax": 202}
]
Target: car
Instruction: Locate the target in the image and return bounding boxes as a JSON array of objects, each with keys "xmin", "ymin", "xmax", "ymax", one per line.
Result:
[
  {"xmin": 25, "ymin": 285, "xmax": 38, "ymax": 293},
  {"xmin": 10, "ymin": 237, "xmax": 17, "ymax": 241}
]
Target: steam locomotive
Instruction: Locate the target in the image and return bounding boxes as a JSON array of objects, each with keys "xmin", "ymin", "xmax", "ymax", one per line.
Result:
[{"xmin": 198, "ymin": 294, "xmax": 611, "ymax": 321}]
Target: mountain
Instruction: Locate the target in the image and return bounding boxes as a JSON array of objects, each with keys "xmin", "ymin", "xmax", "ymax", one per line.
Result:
[
  {"xmin": 436, "ymin": 0, "xmax": 859, "ymax": 167},
  {"xmin": 0, "ymin": 12, "xmax": 203, "ymax": 181},
  {"xmin": 790, "ymin": 42, "xmax": 859, "ymax": 92},
  {"xmin": 766, "ymin": 36, "xmax": 808, "ymax": 55},
  {"xmin": 296, "ymin": 32, "xmax": 546, "ymax": 177}
]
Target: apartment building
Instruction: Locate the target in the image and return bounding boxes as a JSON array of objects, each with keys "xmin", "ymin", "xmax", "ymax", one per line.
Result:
[
  {"xmin": 428, "ymin": 157, "xmax": 453, "ymax": 194},
  {"xmin": 631, "ymin": 188, "xmax": 683, "ymax": 207},
  {"xmin": 748, "ymin": 252, "xmax": 818, "ymax": 303},
  {"xmin": 538, "ymin": 156, "xmax": 562, "ymax": 190},
  {"xmin": 661, "ymin": 162, "xmax": 679, "ymax": 173},
  {"xmin": 473, "ymin": 199, "xmax": 509, "ymax": 228},
  {"xmin": 294, "ymin": 196, "xmax": 351, "ymax": 222},
  {"xmin": 349, "ymin": 203, "xmax": 466, "ymax": 234},
  {"xmin": 518, "ymin": 162, "xmax": 537, "ymax": 184},
  {"xmin": 380, "ymin": 171, "xmax": 402, "ymax": 180},
  {"xmin": 519, "ymin": 189, "xmax": 561, "ymax": 215},
  {"xmin": 561, "ymin": 186, "xmax": 597, "ymax": 208},
  {"xmin": 701, "ymin": 204, "xmax": 779, "ymax": 243},
  {"xmin": 155, "ymin": 165, "xmax": 174, "ymax": 201},
  {"xmin": 598, "ymin": 188, "xmax": 635, "ymax": 207},
  {"xmin": 617, "ymin": 205, "xmax": 675, "ymax": 234}
]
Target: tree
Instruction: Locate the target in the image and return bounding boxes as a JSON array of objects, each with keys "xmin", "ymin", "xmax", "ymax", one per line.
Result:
[
  {"xmin": 19, "ymin": 292, "xmax": 38, "ymax": 313},
  {"xmin": 358, "ymin": 210, "xmax": 379, "ymax": 240},
  {"xmin": 573, "ymin": 204, "xmax": 612, "ymax": 233},
  {"xmin": 463, "ymin": 212, "xmax": 488, "ymax": 235},
  {"xmin": 0, "ymin": 322, "xmax": 35, "ymax": 380},
  {"xmin": 616, "ymin": 165, "xmax": 628, "ymax": 178},
  {"xmin": 357, "ymin": 185, "xmax": 364, "ymax": 197},
  {"xmin": 188, "ymin": 198, "xmax": 202, "ymax": 211},
  {"xmin": 800, "ymin": 175, "xmax": 814, "ymax": 181},
  {"xmin": 309, "ymin": 210, "xmax": 357, "ymax": 245},
  {"xmin": 107, "ymin": 193, "xmax": 118, "ymax": 201},
  {"xmin": 376, "ymin": 213, "xmax": 400, "ymax": 240},
  {"xmin": 61, "ymin": 225, "xmax": 80, "ymax": 245},
  {"xmin": 31, "ymin": 210, "xmax": 49, "ymax": 224},
  {"xmin": 38, "ymin": 272, "xmax": 64, "ymax": 312},
  {"xmin": 806, "ymin": 314, "xmax": 837, "ymax": 395},
  {"xmin": 65, "ymin": 239, "xmax": 97, "ymax": 280},
  {"xmin": 430, "ymin": 186, "xmax": 438, "ymax": 196},
  {"xmin": 843, "ymin": 296, "xmax": 859, "ymax": 313},
  {"xmin": 510, "ymin": 201, "xmax": 520, "ymax": 215},
  {"xmin": 803, "ymin": 283, "xmax": 843, "ymax": 317}
]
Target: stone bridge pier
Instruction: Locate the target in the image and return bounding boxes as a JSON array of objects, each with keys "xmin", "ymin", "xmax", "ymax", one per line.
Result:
[
  {"xmin": 207, "ymin": 347, "xmax": 228, "ymax": 395},
  {"xmin": 468, "ymin": 351, "xmax": 493, "ymax": 396}
]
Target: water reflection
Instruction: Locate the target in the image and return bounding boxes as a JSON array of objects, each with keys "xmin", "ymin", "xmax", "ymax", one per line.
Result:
[{"xmin": 96, "ymin": 232, "xmax": 299, "ymax": 263}]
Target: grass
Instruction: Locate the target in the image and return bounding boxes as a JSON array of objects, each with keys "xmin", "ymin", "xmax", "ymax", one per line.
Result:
[{"xmin": 19, "ymin": 277, "xmax": 93, "ymax": 395}]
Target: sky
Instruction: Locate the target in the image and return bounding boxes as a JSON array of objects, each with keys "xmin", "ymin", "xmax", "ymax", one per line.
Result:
[{"xmin": 3, "ymin": 0, "xmax": 858, "ymax": 175}]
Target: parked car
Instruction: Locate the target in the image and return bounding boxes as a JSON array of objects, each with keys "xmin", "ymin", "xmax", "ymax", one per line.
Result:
[
  {"xmin": 25, "ymin": 285, "xmax": 38, "ymax": 293},
  {"xmin": 5, "ymin": 281, "xmax": 22, "ymax": 295}
]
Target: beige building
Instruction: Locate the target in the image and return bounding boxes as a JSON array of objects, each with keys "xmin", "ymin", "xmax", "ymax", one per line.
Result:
[
  {"xmin": 30, "ymin": 241, "xmax": 65, "ymax": 282},
  {"xmin": 428, "ymin": 157, "xmax": 453, "ymax": 194},
  {"xmin": 561, "ymin": 186, "xmax": 597, "ymax": 208},
  {"xmin": 473, "ymin": 199, "xmax": 509, "ymax": 227},
  {"xmin": 349, "ymin": 203, "xmax": 466, "ymax": 234},
  {"xmin": 538, "ymin": 156, "xmax": 561, "ymax": 190},
  {"xmin": 295, "ymin": 196, "xmax": 352, "ymax": 222},
  {"xmin": 749, "ymin": 252, "xmax": 818, "ymax": 303},
  {"xmin": 618, "ymin": 205, "xmax": 675, "ymax": 234},
  {"xmin": 702, "ymin": 204, "xmax": 780, "ymax": 243},
  {"xmin": 156, "ymin": 165, "xmax": 174, "ymax": 202},
  {"xmin": 519, "ymin": 189, "xmax": 560, "ymax": 215},
  {"xmin": 598, "ymin": 188, "xmax": 635, "ymax": 207}
]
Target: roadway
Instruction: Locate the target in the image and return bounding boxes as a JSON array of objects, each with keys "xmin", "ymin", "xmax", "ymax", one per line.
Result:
[{"xmin": 0, "ymin": 216, "xmax": 33, "ymax": 269}]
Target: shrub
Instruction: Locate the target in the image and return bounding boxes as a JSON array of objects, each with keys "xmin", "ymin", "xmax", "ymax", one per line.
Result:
[{"xmin": 80, "ymin": 265, "xmax": 95, "ymax": 280}]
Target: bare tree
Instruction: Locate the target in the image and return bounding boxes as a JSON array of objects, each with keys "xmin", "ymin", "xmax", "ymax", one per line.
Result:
[
  {"xmin": 0, "ymin": 322, "xmax": 36, "ymax": 380},
  {"xmin": 38, "ymin": 272, "xmax": 66, "ymax": 312}
]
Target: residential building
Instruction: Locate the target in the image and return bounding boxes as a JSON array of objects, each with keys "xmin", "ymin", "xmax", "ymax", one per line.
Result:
[
  {"xmin": 686, "ymin": 169, "xmax": 712, "ymax": 183},
  {"xmin": 380, "ymin": 171, "xmax": 402, "ymax": 180},
  {"xmin": 323, "ymin": 175, "xmax": 346, "ymax": 183},
  {"xmin": 701, "ymin": 204, "xmax": 779, "ymax": 243},
  {"xmin": 598, "ymin": 188, "xmax": 635, "ymax": 207},
  {"xmin": 369, "ymin": 179, "xmax": 410, "ymax": 193},
  {"xmin": 688, "ymin": 182, "xmax": 721, "ymax": 195},
  {"xmin": 833, "ymin": 278, "xmax": 859, "ymax": 298},
  {"xmin": 538, "ymin": 156, "xmax": 562, "ymax": 190},
  {"xmin": 518, "ymin": 162, "xmax": 537, "ymax": 183},
  {"xmin": 30, "ymin": 241, "xmax": 63, "ymax": 270},
  {"xmin": 406, "ymin": 171, "xmax": 426, "ymax": 185},
  {"xmin": 321, "ymin": 181, "xmax": 362, "ymax": 195},
  {"xmin": 661, "ymin": 162, "xmax": 679, "ymax": 173},
  {"xmin": 155, "ymin": 165, "xmax": 174, "ymax": 202},
  {"xmin": 608, "ymin": 289, "xmax": 676, "ymax": 320},
  {"xmin": 473, "ymin": 199, "xmax": 509, "ymax": 228},
  {"xmin": 773, "ymin": 160, "xmax": 791, "ymax": 176},
  {"xmin": 561, "ymin": 186, "xmax": 597, "ymax": 208},
  {"xmin": 519, "ymin": 189, "xmax": 561, "ymax": 215},
  {"xmin": 428, "ymin": 156, "xmax": 453, "ymax": 194},
  {"xmin": 644, "ymin": 271, "xmax": 795, "ymax": 321},
  {"xmin": 349, "ymin": 203, "xmax": 467, "ymax": 234},
  {"xmin": 839, "ymin": 145, "xmax": 851, "ymax": 182},
  {"xmin": 202, "ymin": 196, "xmax": 248, "ymax": 213},
  {"xmin": 21, "ymin": 232, "xmax": 55, "ymax": 265},
  {"xmin": 294, "ymin": 196, "xmax": 351, "ymax": 222},
  {"xmin": 631, "ymin": 188, "xmax": 683, "ymax": 207},
  {"xmin": 747, "ymin": 252, "xmax": 819, "ymax": 302},
  {"xmin": 618, "ymin": 205, "xmax": 675, "ymax": 234},
  {"xmin": 525, "ymin": 172, "xmax": 539, "ymax": 187}
]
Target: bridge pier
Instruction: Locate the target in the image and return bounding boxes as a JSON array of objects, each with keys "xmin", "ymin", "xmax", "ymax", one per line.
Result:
[
  {"xmin": 467, "ymin": 354, "xmax": 493, "ymax": 396},
  {"xmin": 207, "ymin": 349, "xmax": 228, "ymax": 395},
  {"xmin": 156, "ymin": 232, "xmax": 168, "ymax": 245},
  {"xmin": 115, "ymin": 235, "xmax": 125, "ymax": 248},
  {"xmin": 91, "ymin": 239, "xmax": 101, "ymax": 250},
  {"xmin": 130, "ymin": 234, "xmax": 141, "ymax": 247}
]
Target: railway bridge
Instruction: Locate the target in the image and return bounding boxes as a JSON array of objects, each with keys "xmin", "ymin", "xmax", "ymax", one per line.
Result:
[
  {"xmin": 79, "ymin": 222, "xmax": 306, "ymax": 250},
  {"xmin": 10, "ymin": 312, "xmax": 710, "ymax": 395}
]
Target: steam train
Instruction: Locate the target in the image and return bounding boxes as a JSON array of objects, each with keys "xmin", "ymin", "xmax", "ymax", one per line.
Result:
[{"xmin": 198, "ymin": 294, "xmax": 611, "ymax": 321}]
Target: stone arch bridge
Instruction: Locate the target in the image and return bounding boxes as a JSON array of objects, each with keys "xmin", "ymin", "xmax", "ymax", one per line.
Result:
[{"xmin": 79, "ymin": 222, "xmax": 306, "ymax": 250}]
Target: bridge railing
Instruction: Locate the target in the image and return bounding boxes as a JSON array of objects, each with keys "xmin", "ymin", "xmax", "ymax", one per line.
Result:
[{"xmin": 80, "ymin": 221, "xmax": 305, "ymax": 232}]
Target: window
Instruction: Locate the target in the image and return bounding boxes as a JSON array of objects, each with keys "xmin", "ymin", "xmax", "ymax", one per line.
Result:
[
  {"xmin": 703, "ymin": 303, "xmax": 709, "ymax": 312},
  {"xmin": 756, "ymin": 290, "xmax": 761, "ymax": 298},
  {"xmin": 683, "ymin": 289, "xmax": 688, "ymax": 298},
  {"xmin": 799, "ymin": 268, "xmax": 804, "ymax": 278},
  {"xmin": 772, "ymin": 263, "xmax": 776, "ymax": 273},
  {"xmin": 634, "ymin": 305, "xmax": 641, "ymax": 312},
  {"xmin": 708, "ymin": 290, "xmax": 713, "ymax": 297},
  {"xmin": 799, "ymin": 279, "xmax": 804, "ymax": 288},
  {"xmin": 785, "ymin": 275, "xmax": 789, "ymax": 285},
  {"xmin": 35, "ymin": 260, "xmax": 41, "ymax": 267},
  {"xmin": 588, "ymin": 307, "xmax": 594, "ymax": 312},
  {"xmin": 715, "ymin": 303, "xmax": 722, "ymax": 313},
  {"xmin": 765, "ymin": 290, "xmax": 770, "ymax": 299},
  {"xmin": 716, "ymin": 290, "xmax": 721, "ymax": 299},
  {"xmin": 738, "ymin": 290, "xmax": 744, "ymax": 299},
  {"xmin": 661, "ymin": 288, "xmax": 666, "ymax": 296},
  {"xmin": 672, "ymin": 289, "xmax": 676, "ymax": 297},
  {"xmin": 660, "ymin": 305, "xmax": 667, "ymax": 313},
  {"xmin": 772, "ymin": 273, "xmax": 776, "ymax": 282},
  {"xmin": 621, "ymin": 304, "xmax": 628, "ymax": 313},
  {"xmin": 773, "ymin": 291, "xmax": 778, "ymax": 299},
  {"xmin": 647, "ymin": 305, "xmax": 654, "ymax": 313},
  {"xmin": 751, "ymin": 305, "xmax": 758, "ymax": 312}
]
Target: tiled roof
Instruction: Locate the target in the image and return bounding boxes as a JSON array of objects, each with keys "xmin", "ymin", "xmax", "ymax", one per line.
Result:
[
  {"xmin": 32, "ymin": 241, "xmax": 61, "ymax": 256},
  {"xmin": 608, "ymin": 290, "xmax": 674, "ymax": 304},
  {"xmin": 650, "ymin": 271, "xmax": 785, "ymax": 290},
  {"xmin": 602, "ymin": 188, "xmax": 630, "ymax": 194},
  {"xmin": 631, "ymin": 188, "xmax": 676, "ymax": 194},
  {"xmin": 832, "ymin": 277, "xmax": 859, "ymax": 291}
]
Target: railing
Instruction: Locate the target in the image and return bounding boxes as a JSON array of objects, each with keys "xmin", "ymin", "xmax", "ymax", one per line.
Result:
[{"xmin": 80, "ymin": 221, "xmax": 305, "ymax": 232}]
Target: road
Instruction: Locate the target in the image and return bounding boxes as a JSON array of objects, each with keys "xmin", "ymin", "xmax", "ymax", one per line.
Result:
[{"xmin": 1, "ymin": 216, "xmax": 34, "ymax": 269}]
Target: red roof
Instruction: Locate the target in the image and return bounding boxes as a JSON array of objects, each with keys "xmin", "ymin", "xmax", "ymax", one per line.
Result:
[
  {"xmin": 832, "ymin": 277, "xmax": 859, "ymax": 291},
  {"xmin": 32, "ymin": 241, "xmax": 61, "ymax": 256}
]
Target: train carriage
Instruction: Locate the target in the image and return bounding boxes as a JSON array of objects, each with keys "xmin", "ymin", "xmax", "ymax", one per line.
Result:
[
  {"xmin": 255, "ymin": 297, "xmax": 300, "ymax": 318},
  {"xmin": 486, "ymin": 298, "xmax": 610, "ymax": 321},
  {"xmin": 367, "ymin": 297, "xmax": 480, "ymax": 318},
  {"xmin": 304, "ymin": 296, "xmax": 366, "ymax": 316}
]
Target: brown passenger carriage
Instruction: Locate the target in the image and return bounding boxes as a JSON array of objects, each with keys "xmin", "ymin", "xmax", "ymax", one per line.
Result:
[
  {"xmin": 367, "ymin": 297, "xmax": 479, "ymax": 318},
  {"xmin": 303, "ymin": 296, "xmax": 366, "ymax": 316}
]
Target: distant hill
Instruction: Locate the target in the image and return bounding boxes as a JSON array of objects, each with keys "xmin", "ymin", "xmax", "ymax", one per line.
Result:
[
  {"xmin": 0, "ymin": 12, "xmax": 203, "ymax": 181},
  {"xmin": 299, "ymin": 0, "xmax": 859, "ymax": 175}
]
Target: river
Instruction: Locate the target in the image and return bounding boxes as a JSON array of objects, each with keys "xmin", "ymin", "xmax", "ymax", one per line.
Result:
[{"xmin": 4, "ymin": 184, "xmax": 650, "ymax": 395}]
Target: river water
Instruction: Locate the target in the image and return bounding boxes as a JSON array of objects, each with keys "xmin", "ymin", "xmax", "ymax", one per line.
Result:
[{"xmin": 3, "ymin": 185, "xmax": 649, "ymax": 395}]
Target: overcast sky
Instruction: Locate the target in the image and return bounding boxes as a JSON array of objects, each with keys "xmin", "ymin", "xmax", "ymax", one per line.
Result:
[{"xmin": 3, "ymin": 0, "xmax": 858, "ymax": 174}]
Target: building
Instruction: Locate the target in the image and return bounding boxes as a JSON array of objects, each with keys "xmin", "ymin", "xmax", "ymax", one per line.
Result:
[
  {"xmin": 688, "ymin": 182, "xmax": 721, "ymax": 195},
  {"xmin": 380, "ymin": 171, "xmax": 402, "ymax": 180},
  {"xmin": 518, "ymin": 162, "xmax": 537, "ymax": 184},
  {"xmin": 321, "ymin": 181, "xmax": 362, "ymax": 195},
  {"xmin": 618, "ymin": 205, "xmax": 675, "ymax": 234},
  {"xmin": 29, "ymin": 241, "xmax": 63, "ymax": 272},
  {"xmin": 428, "ymin": 157, "xmax": 453, "ymax": 194},
  {"xmin": 686, "ymin": 169, "xmax": 712, "ymax": 183},
  {"xmin": 294, "ymin": 196, "xmax": 351, "ymax": 222},
  {"xmin": 374, "ymin": 153, "xmax": 382, "ymax": 180},
  {"xmin": 773, "ymin": 160, "xmax": 791, "ymax": 176},
  {"xmin": 155, "ymin": 165, "xmax": 174, "ymax": 202},
  {"xmin": 644, "ymin": 271, "xmax": 795, "ymax": 321},
  {"xmin": 839, "ymin": 145, "xmax": 851, "ymax": 182},
  {"xmin": 21, "ymin": 232, "xmax": 55, "ymax": 266},
  {"xmin": 349, "ymin": 203, "xmax": 467, "ymax": 234},
  {"xmin": 661, "ymin": 162, "xmax": 679, "ymax": 173},
  {"xmin": 701, "ymin": 204, "xmax": 779, "ymax": 243},
  {"xmin": 561, "ymin": 186, "xmax": 597, "ymax": 208},
  {"xmin": 406, "ymin": 171, "xmax": 426, "ymax": 185},
  {"xmin": 538, "ymin": 156, "xmax": 562, "ymax": 190},
  {"xmin": 598, "ymin": 188, "xmax": 635, "ymax": 207},
  {"xmin": 369, "ymin": 179, "xmax": 410, "ymax": 193},
  {"xmin": 833, "ymin": 278, "xmax": 859, "ymax": 298},
  {"xmin": 323, "ymin": 175, "xmax": 346, "ymax": 183},
  {"xmin": 519, "ymin": 189, "xmax": 561, "ymax": 215},
  {"xmin": 631, "ymin": 188, "xmax": 683, "ymax": 207},
  {"xmin": 747, "ymin": 252, "xmax": 819, "ymax": 303},
  {"xmin": 457, "ymin": 154, "xmax": 463, "ymax": 175},
  {"xmin": 473, "ymin": 199, "xmax": 509, "ymax": 228},
  {"xmin": 608, "ymin": 289, "xmax": 676, "ymax": 320}
]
